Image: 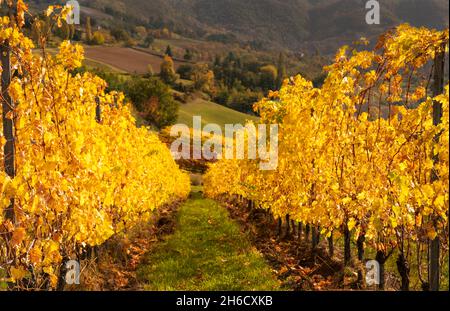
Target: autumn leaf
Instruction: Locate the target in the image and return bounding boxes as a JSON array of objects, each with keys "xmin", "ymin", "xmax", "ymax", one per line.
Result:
[
  {"xmin": 11, "ymin": 227, "xmax": 26, "ymax": 247},
  {"xmin": 16, "ymin": 0, "xmax": 28, "ymax": 27},
  {"xmin": 10, "ymin": 266, "xmax": 28, "ymax": 282},
  {"xmin": 29, "ymin": 246, "xmax": 42, "ymax": 265},
  {"xmin": 46, "ymin": 6, "xmax": 54, "ymax": 17}
]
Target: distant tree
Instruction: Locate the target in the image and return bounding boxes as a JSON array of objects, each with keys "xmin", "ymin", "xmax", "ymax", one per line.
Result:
[
  {"xmin": 135, "ymin": 26, "xmax": 147, "ymax": 39},
  {"xmin": 235, "ymin": 57, "xmax": 243, "ymax": 69},
  {"xmin": 184, "ymin": 49, "xmax": 193, "ymax": 61},
  {"xmin": 160, "ymin": 55, "xmax": 178, "ymax": 85},
  {"xmin": 312, "ymin": 72, "xmax": 327, "ymax": 88},
  {"xmin": 275, "ymin": 52, "xmax": 287, "ymax": 89},
  {"xmin": 110, "ymin": 28, "xmax": 130, "ymax": 41},
  {"xmin": 165, "ymin": 45, "xmax": 173, "ymax": 57},
  {"xmin": 260, "ymin": 65, "xmax": 278, "ymax": 91},
  {"xmin": 91, "ymin": 31, "xmax": 105, "ymax": 45},
  {"xmin": 211, "ymin": 52, "xmax": 276, "ymax": 110},
  {"xmin": 161, "ymin": 27, "xmax": 171, "ymax": 39},
  {"xmin": 227, "ymin": 88, "xmax": 262, "ymax": 113},
  {"xmin": 213, "ymin": 55, "xmax": 221, "ymax": 67},
  {"xmin": 191, "ymin": 63, "xmax": 215, "ymax": 93},
  {"xmin": 86, "ymin": 68, "xmax": 125, "ymax": 93},
  {"xmin": 144, "ymin": 34, "xmax": 155, "ymax": 47},
  {"xmin": 124, "ymin": 37, "xmax": 137, "ymax": 47},
  {"xmin": 176, "ymin": 64, "xmax": 194, "ymax": 80},
  {"xmin": 125, "ymin": 77, "xmax": 179, "ymax": 129},
  {"xmin": 224, "ymin": 51, "xmax": 236, "ymax": 64},
  {"xmin": 85, "ymin": 16, "xmax": 93, "ymax": 43},
  {"xmin": 214, "ymin": 84, "xmax": 231, "ymax": 106}
]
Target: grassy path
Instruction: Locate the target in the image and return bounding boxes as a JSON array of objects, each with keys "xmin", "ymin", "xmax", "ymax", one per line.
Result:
[{"xmin": 137, "ymin": 193, "xmax": 280, "ymax": 291}]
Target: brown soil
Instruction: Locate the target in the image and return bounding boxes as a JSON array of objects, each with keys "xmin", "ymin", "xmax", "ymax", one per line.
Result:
[
  {"xmin": 222, "ymin": 196, "xmax": 368, "ymax": 291},
  {"xmin": 84, "ymin": 46, "xmax": 183, "ymax": 74},
  {"xmin": 67, "ymin": 200, "xmax": 182, "ymax": 291}
]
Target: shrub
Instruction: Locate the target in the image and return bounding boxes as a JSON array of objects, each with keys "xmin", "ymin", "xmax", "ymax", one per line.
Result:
[
  {"xmin": 91, "ymin": 31, "xmax": 106, "ymax": 45},
  {"xmin": 160, "ymin": 55, "xmax": 179, "ymax": 85},
  {"xmin": 125, "ymin": 77, "xmax": 179, "ymax": 129}
]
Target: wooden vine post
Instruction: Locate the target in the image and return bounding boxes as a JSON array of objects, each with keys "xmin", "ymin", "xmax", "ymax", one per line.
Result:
[
  {"xmin": 95, "ymin": 96, "xmax": 102, "ymax": 123},
  {"xmin": 429, "ymin": 42, "xmax": 445, "ymax": 292},
  {"xmin": 1, "ymin": 41, "xmax": 15, "ymax": 223}
]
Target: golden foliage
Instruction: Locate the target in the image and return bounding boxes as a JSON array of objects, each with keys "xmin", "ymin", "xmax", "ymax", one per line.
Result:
[
  {"xmin": 204, "ymin": 25, "xmax": 449, "ymax": 255},
  {"xmin": 0, "ymin": 4, "xmax": 190, "ymax": 289}
]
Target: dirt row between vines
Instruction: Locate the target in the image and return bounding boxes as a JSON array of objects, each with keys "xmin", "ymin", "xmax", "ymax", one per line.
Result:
[
  {"xmin": 64, "ymin": 200, "xmax": 182, "ymax": 291},
  {"xmin": 221, "ymin": 196, "xmax": 400, "ymax": 291}
]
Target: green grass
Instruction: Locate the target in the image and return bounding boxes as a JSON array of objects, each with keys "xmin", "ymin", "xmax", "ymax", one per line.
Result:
[
  {"xmin": 137, "ymin": 197, "xmax": 280, "ymax": 291},
  {"xmin": 0, "ymin": 269, "xmax": 7, "ymax": 290},
  {"xmin": 177, "ymin": 79, "xmax": 194, "ymax": 87},
  {"xmin": 177, "ymin": 98, "xmax": 259, "ymax": 132},
  {"xmin": 190, "ymin": 185, "xmax": 204, "ymax": 194},
  {"xmin": 83, "ymin": 58, "xmax": 126, "ymax": 74}
]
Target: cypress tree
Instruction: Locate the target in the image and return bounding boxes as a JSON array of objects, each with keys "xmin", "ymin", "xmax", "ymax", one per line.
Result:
[{"xmin": 276, "ymin": 52, "xmax": 286, "ymax": 89}]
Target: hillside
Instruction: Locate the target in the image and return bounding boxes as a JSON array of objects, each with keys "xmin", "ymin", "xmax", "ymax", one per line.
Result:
[
  {"xmin": 34, "ymin": 0, "xmax": 449, "ymax": 54},
  {"xmin": 83, "ymin": 46, "xmax": 186, "ymax": 74},
  {"xmin": 177, "ymin": 97, "xmax": 259, "ymax": 131}
]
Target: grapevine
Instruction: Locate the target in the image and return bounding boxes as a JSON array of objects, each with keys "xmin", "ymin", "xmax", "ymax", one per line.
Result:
[
  {"xmin": 204, "ymin": 25, "xmax": 449, "ymax": 290},
  {"xmin": 0, "ymin": 2, "xmax": 190, "ymax": 289}
]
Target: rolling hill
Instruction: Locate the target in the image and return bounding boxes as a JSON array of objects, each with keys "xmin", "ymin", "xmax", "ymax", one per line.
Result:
[
  {"xmin": 83, "ymin": 46, "xmax": 186, "ymax": 74},
  {"xmin": 34, "ymin": 0, "xmax": 449, "ymax": 54},
  {"xmin": 177, "ymin": 97, "xmax": 259, "ymax": 131}
]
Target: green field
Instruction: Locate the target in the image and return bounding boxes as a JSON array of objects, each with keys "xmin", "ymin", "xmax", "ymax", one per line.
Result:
[
  {"xmin": 177, "ymin": 98, "xmax": 259, "ymax": 131},
  {"xmin": 83, "ymin": 58, "xmax": 126, "ymax": 74},
  {"xmin": 137, "ymin": 195, "xmax": 280, "ymax": 291}
]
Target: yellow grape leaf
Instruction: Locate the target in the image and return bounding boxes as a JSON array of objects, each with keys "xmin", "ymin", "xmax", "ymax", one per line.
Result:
[
  {"xmin": 348, "ymin": 218, "xmax": 356, "ymax": 231},
  {"xmin": 50, "ymin": 274, "xmax": 58, "ymax": 288},
  {"xmin": 10, "ymin": 266, "xmax": 27, "ymax": 282},
  {"xmin": 415, "ymin": 214, "xmax": 422, "ymax": 226},
  {"xmin": 422, "ymin": 185, "xmax": 434, "ymax": 199},
  {"xmin": 31, "ymin": 195, "xmax": 39, "ymax": 213},
  {"xmin": 5, "ymin": 110, "xmax": 14, "ymax": 120},
  {"xmin": 390, "ymin": 216, "xmax": 398, "ymax": 228},
  {"xmin": 434, "ymin": 195, "xmax": 445, "ymax": 209},
  {"xmin": 29, "ymin": 246, "xmax": 42, "ymax": 265},
  {"xmin": 342, "ymin": 197, "xmax": 352, "ymax": 205},
  {"xmin": 427, "ymin": 227, "xmax": 437, "ymax": 240},
  {"xmin": 357, "ymin": 192, "xmax": 366, "ymax": 200},
  {"xmin": 11, "ymin": 227, "xmax": 26, "ymax": 247},
  {"xmin": 46, "ymin": 5, "xmax": 54, "ymax": 16},
  {"xmin": 399, "ymin": 162, "xmax": 408, "ymax": 171},
  {"xmin": 43, "ymin": 266, "xmax": 53, "ymax": 275},
  {"xmin": 16, "ymin": 0, "xmax": 28, "ymax": 27}
]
